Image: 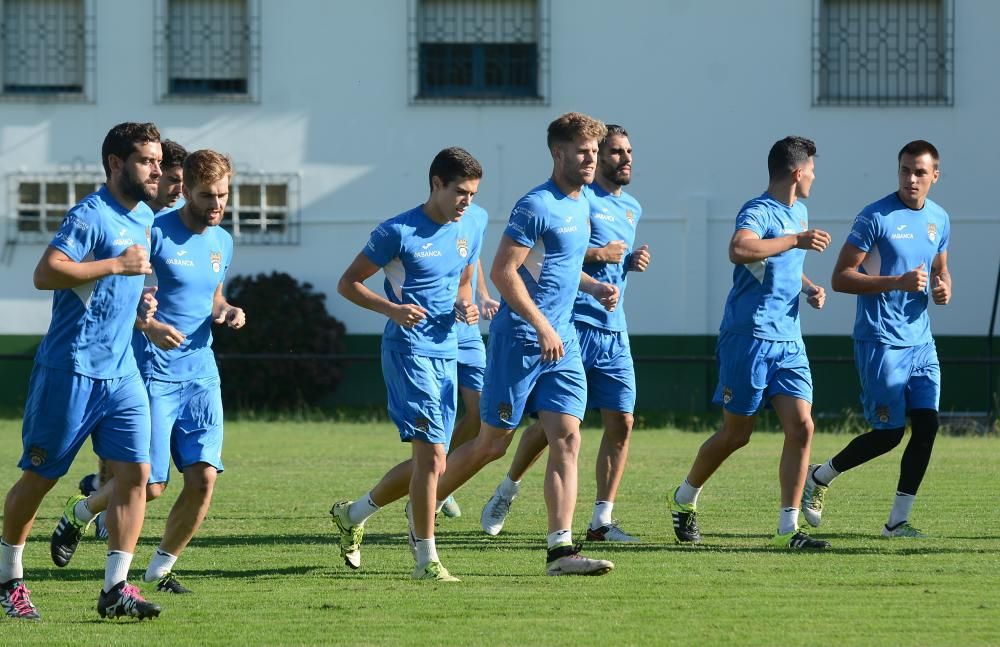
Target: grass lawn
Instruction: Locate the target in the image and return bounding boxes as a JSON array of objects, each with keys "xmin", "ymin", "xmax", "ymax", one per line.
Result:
[{"xmin": 1, "ymin": 420, "xmax": 997, "ymax": 646}]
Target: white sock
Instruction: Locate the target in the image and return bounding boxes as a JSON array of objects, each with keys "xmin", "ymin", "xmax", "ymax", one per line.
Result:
[
  {"xmin": 498, "ymin": 475, "xmax": 520, "ymax": 499},
  {"xmin": 779, "ymin": 507, "xmax": 799, "ymax": 535},
  {"xmin": 0, "ymin": 540, "xmax": 25, "ymax": 582},
  {"xmin": 590, "ymin": 501, "xmax": 613, "ymax": 530},
  {"xmin": 414, "ymin": 537, "xmax": 438, "ymax": 569},
  {"xmin": 812, "ymin": 460, "xmax": 840, "ymax": 487},
  {"xmin": 143, "ymin": 548, "xmax": 178, "ymax": 582},
  {"xmin": 104, "ymin": 550, "xmax": 133, "ymax": 593},
  {"xmin": 434, "ymin": 499, "xmax": 446, "ymax": 513},
  {"xmin": 675, "ymin": 479, "xmax": 701, "ymax": 507},
  {"xmin": 887, "ymin": 491, "xmax": 915, "ymax": 528},
  {"xmin": 347, "ymin": 493, "xmax": 380, "ymax": 526},
  {"xmin": 547, "ymin": 529, "xmax": 572, "ymax": 549},
  {"xmin": 74, "ymin": 498, "xmax": 96, "ymax": 524}
]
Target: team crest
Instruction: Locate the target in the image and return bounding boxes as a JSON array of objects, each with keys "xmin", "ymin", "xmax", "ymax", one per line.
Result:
[
  {"xmin": 210, "ymin": 251, "xmax": 222, "ymax": 273},
  {"xmin": 625, "ymin": 209, "xmax": 635, "ymax": 226},
  {"xmin": 414, "ymin": 417, "xmax": 430, "ymax": 434},
  {"xmin": 456, "ymin": 238, "xmax": 469, "ymax": 258},
  {"xmin": 28, "ymin": 446, "xmax": 47, "ymax": 467},
  {"xmin": 497, "ymin": 402, "xmax": 513, "ymax": 423},
  {"xmin": 722, "ymin": 386, "xmax": 733, "ymax": 405},
  {"xmin": 876, "ymin": 406, "xmax": 890, "ymax": 424},
  {"xmin": 927, "ymin": 223, "xmax": 937, "ymax": 242}
]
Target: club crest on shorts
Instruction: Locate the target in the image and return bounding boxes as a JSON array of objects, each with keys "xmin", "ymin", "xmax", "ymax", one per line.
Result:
[
  {"xmin": 210, "ymin": 251, "xmax": 222, "ymax": 273},
  {"xmin": 927, "ymin": 223, "xmax": 937, "ymax": 242},
  {"xmin": 414, "ymin": 417, "xmax": 430, "ymax": 434},
  {"xmin": 876, "ymin": 406, "xmax": 890, "ymax": 423},
  {"xmin": 626, "ymin": 209, "xmax": 634, "ymax": 226},
  {"xmin": 497, "ymin": 402, "xmax": 513, "ymax": 423},
  {"xmin": 722, "ymin": 386, "xmax": 733, "ymax": 404},
  {"xmin": 28, "ymin": 446, "xmax": 47, "ymax": 467},
  {"xmin": 456, "ymin": 238, "xmax": 469, "ymax": 258}
]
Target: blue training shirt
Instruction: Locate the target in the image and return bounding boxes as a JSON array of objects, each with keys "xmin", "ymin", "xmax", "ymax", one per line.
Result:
[
  {"xmin": 719, "ymin": 192, "xmax": 809, "ymax": 342},
  {"xmin": 574, "ymin": 183, "xmax": 642, "ymax": 332},
  {"xmin": 847, "ymin": 192, "xmax": 950, "ymax": 346},
  {"xmin": 456, "ymin": 203, "xmax": 489, "ymax": 345},
  {"xmin": 35, "ymin": 185, "xmax": 154, "ymax": 379},
  {"xmin": 133, "ymin": 209, "xmax": 234, "ymax": 381},
  {"xmin": 364, "ymin": 205, "xmax": 479, "ymax": 359},
  {"xmin": 490, "ymin": 179, "xmax": 591, "ymax": 342}
]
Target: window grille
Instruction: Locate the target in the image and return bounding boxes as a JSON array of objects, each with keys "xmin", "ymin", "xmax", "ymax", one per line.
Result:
[{"xmin": 222, "ymin": 174, "xmax": 299, "ymax": 245}]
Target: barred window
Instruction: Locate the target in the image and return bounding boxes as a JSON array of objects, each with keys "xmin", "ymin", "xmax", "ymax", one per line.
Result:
[
  {"xmin": 409, "ymin": 0, "xmax": 549, "ymax": 104},
  {"xmin": 0, "ymin": 0, "xmax": 95, "ymax": 101},
  {"xmin": 6, "ymin": 173, "xmax": 103, "ymax": 244},
  {"xmin": 813, "ymin": 0, "xmax": 954, "ymax": 106},
  {"xmin": 154, "ymin": 0, "xmax": 260, "ymax": 102},
  {"xmin": 222, "ymin": 175, "xmax": 299, "ymax": 245}
]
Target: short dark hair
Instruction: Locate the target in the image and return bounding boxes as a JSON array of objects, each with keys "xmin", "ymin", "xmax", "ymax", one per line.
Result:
[
  {"xmin": 767, "ymin": 136, "xmax": 816, "ymax": 180},
  {"xmin": 428, "ymin": 147, "xmax": 483, "ymax": 191},
  {"xmin": 898, "ymin": 140, "xmax": 940, "ymax": 168},
  {"xmin": 101, "ymin": 122, "xmax": 160, "ymax": 177},
  {"xmin": 600, "ymin": 124, "xmax": 629, "ymax": 149},
  {"xmin": 547, "ymin": 112, "xmax": 607, "ymax": 149},
  {"xmin": 161, "ymin": 139, "xmax": 188, "ymax": 170}
]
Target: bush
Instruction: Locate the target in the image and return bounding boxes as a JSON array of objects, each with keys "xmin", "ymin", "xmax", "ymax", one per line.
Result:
[{"xmin": 213, "ymin": 271, "xmax": 346, "ymax": 411}]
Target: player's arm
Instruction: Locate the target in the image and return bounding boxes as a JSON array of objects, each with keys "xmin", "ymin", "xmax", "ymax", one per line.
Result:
[
  {"xmin": 475, "ymin": 258, "xmax": 500, "ymax": 319},
  {"xmin": 801, "ymin": 274, "xmax": 826, "ymax": 310},
  {"xmin": 729, "ymin": 228, "xmax": 831, "ymax": 264},
  {"xmin": 490, "ymin": 235, "xmax": 563, "ymax": 361},
  {"xmin": 33, "ymin": 244, "xmax": 151, "ymax": 290},
  {"xmin": 337, "ymin": 252, "xmax": 427, "ymax": 329},
  {"xmin": 579, "ymin": 272, "xmax": 619, "ymax": 312},
  {"xmin": 212, "ymin": 283, "xmax": 246, "ymax": 329},
  {"xmin": 585, "ymin": 240, "xmax": 627, "ymax": 264},
  {"xmin": 830, "ymin": 242, "xmax": 927, "ymax": 294},
  {"xmin": 930, "ymin": 250, "xmax": 951, "ymax": 305},
  {"xmin": 455, "ymin": 264, "xmax": 479, "ymax": 324}
]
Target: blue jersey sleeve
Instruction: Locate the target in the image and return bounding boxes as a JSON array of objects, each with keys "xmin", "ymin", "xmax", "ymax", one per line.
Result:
[
  {"xmin": 734, "ymin": 206, "xmax": 770, "ymax": 238},
  {"xmin": 504, "ymin": 195, "xmax": 545, "ymax": 247},
  {"xmin": 937, "ymin": 217, "xmax": 950, "ymax": 253},
  {"xmin": 50, "ymin": 206, "xmax": 100, "ymax": 262},
  {"xmin": 846, "ymin": 209, "xmax": 880, "ymax": 252},
  {"xmin": 222, "ymin": 232, "xmax": 235, "ymax": 281},
  {"xmin": 363, "ymin": 222, "xmax": 402, "ymax": 267}
]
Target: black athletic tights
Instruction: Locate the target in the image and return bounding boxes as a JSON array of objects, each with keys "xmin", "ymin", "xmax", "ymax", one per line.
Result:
[{"xmin": 829, "ymin": 409, "xmax": 939, "ymax": 495}]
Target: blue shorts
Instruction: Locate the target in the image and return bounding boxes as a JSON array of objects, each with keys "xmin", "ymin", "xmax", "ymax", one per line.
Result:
[
  {"xmin": 479, "ymin": 330, "xmax": 588, "ymax": 430},
  {"xmin": 854, "ymin": 340, "xmax": 940, "ymax": 429},
  {"xmin": 577, "ymin": 322, "xmax": 636, "ymax": 413},
  {"xmin": 382, "ymin": 348, "xmax": 457, "ymax": 445},
  {"xmin": 19, "ymin": 365, "xmax": 151, "ymax": 479},
  {"xmin": 713, "ymin": 332, "xmax": 813, "ymax": 415},
  {"xmin": 147, "ymin": 375, "xmax": 225, "ymax": 484},
  {"xmin": 457, "ymin": 333, "xmax": 486, "ymax": 392}
]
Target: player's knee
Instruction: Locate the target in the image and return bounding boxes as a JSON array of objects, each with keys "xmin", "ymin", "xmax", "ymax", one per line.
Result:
[
  {"xmin": 909, "ymin": 409, "xmax": 939, "ymax": 442},
  {"xmin": 881, "ymin": 427, "xmax": 906, "ymax": 450},
  {"xmin": 548, "ymin": 431, "xmax": 580, "ymax": 458},
  {"xmin": 605, "ymin": 413, "xmax": 633, "ymax": 441},
  {"xmin": 146, "ymin": 482, "xmax": 166, "ymax": 500}
]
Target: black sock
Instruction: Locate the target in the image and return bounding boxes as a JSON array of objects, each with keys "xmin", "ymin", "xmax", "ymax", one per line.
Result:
[{"xmin": 831, "ymin": 427, "xmax": 905, "ymax": 473}]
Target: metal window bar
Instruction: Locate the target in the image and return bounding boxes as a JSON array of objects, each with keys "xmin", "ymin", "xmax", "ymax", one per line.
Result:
[
  {"xmin": 5, "ymin": 172, "xmax": 103, "ymax": 245},
  {"xmin": 813, "ymin": 0, "xmax": 954, "ymax": 106},
  {"xmin": 222, "ymin": 175, "xmax": 299, "ymax": 245}
]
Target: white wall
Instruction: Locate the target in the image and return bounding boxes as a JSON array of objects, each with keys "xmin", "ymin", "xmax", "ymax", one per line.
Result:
[{"xmin": 1, "ymin": 0, "xmax": 997, "ymax": 336}]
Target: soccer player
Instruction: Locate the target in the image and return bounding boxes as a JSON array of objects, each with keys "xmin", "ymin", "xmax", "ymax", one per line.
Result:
[
  {"xmin": 801, "ymin": 140, "xmax": 951, "ymax": 538},
  {"xmin": 667, "ymin": 136, "xmax": 833, "ymax": 550},
  {"xmin": 439, "ymin": 208, "xmax": 500, "ymax": 519},
  {"xmin": 432, "ymin": 112, "xmax": 620, "ymax": 576},
  {"xmin": 330, "ymin": 147, "xmax": 482, "ymax": 582},
  {"xmin": 1, "ymin": 122, "xmax": 163, "ymax": 620},
  {"xmin": 480, "ymin": 125, "xmax": 651, "ymax": 542},
  {"xmin": 51, "ymin": 150, "xmax": 243, "ymax": 595}
]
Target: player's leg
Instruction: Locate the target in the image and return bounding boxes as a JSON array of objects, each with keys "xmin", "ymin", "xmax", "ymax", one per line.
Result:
[
  {"xmin": 770, "ymin": 393, "xmax": 828, "ymax": 549},
  {"xmin": 439, "ymin": 382, "xmax": 482, "ymax": 519},
  {"xmin": 409, "ymin": 440, "xmax": 457, "ymax": 581},
  {"xmin": 480, "ymin": 419, "xmax": 547, "ymax": 535}
]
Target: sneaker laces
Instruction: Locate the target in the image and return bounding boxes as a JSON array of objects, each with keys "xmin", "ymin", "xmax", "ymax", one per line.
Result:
[
  {"xmin": 120, "ymin": 583, "xmax": 146, "ymax": 612},
  {"xmin": 7, "ymin": 582, "xmax": 35, "ymax": 615},
  {"xmin": 487, "ymin": 495, "xmax": 512, "ymax": 521}
]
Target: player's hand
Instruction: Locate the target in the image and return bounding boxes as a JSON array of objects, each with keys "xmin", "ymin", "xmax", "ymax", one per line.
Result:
[
  {"xmin": 590, "ymin": 282, "xmax": 619, "ymax": 312},
  {"xmin": 479, "ymin": 296, "xmax": 500, "ymax": 320},
  {"xmin": 794, "ymin": 229, "xmax": 831, "ymax": 253},
  {"xmin": 806, "ymin": 285, "xmax": 826, "ymax": 310},
  {"xmin": 931, "ymin": 275, "xmax": 950, "ymax": 305},
  {"xmin": 454, "ymin": 299, "xmax": 479, "ymax": 325},
  {"xmin": 898, "ymin": 262, "xmax": 928, "ymax": 292},
  {"xmin": 116, "ymin": 244, "xmax": 152, "ymax": 276},
  {"xmin": 601, "ymin": 240, "xmax": 628, "ymax": 264},
  {"xmin": 391, "ymin": 303, "xmax": 428, "ymax": 329},
  {"xmin": 629, "ymin": 244, "xmax": 650, "ymax": 272},
  {"xmin": 536, "ymin": 322, "xmax": 565, "ymax": 363},
  {"xmin": 214, "ymin": 306, "xmax": 246, "ymax": 329},
  {"xmin": 145, "ymin": 321, "xmax": 186, "ymax": 351},
  {"xmin": 137, "ymin": 286, "xmax": 158, "ymax": 324}
]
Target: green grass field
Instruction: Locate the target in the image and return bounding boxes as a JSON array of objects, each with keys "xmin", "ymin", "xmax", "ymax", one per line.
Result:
[{"xmin": 1, "ymin": 420, "xmax": 998, "ymax": 646}]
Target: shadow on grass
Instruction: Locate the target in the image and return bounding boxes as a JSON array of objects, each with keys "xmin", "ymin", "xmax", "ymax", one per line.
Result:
[{"xmin": 33, "ymin": 564, "xmax": 322, "ymax": 583}]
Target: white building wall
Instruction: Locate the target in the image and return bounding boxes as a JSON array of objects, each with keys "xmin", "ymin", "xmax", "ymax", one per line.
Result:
[{"xmin": 1, "ymin": 0, "xmax": 997, "ymax": 336}]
